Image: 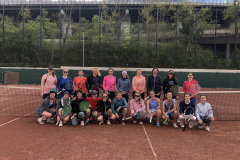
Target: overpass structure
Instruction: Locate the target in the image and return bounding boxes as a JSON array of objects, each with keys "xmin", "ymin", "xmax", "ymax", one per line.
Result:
[{"xmin": 0, "ymin": 0, "xmax": 231, "ymax": 7}]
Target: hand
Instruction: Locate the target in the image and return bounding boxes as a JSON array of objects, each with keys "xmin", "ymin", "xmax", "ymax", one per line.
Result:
[
  {"xmin": 176, "ymin": 96, "xmax": 179, "ymax": 100},
  {"xmin": 122, "ymin": 91, "xmax": 126, "ymax": 95},
  {"xmin": 104, "ymin": 111, "xmax": 107, "ymax": 115},
  {"xmin": 41, "ymin": 92, "xmax": 43, "ymax": 96},
  {"xmin": 190, "ymin": 115, "xmax": 193, "ymax": 120},
  {"xmin": 211, "ymin": 117, "xmax": 215, "ymax": 121},
  {"xmin": 198, "ymin": 119, "xmax": 203, "ymax": 124},
  {"xmin": 149, "ymin": 113, "xmax": 153, "ymax": 117},
  {"xmin": 62, "ymin": 89, "xmax": 66, "ymax": 91},
  {"xmin": 182, "ymin": 113, "xmax": 185, "ymax": 117},
  {"xmin": 108, "ymin": 99, "xmax": 112, "ymax": 103},
  {"xmin": 89, "ymin": 90, "xmax": 92, "ymax": 93},
  {"xmin": 72, "ymin": 113, "xmax": 77, "ymax": 117},
  {"xmin": 89, "ymin": 105, "xmax": 92, "ymax": 108},
  {"xmin": 116, "ymin": 107, "xmax": 121, "ymax": 112}
]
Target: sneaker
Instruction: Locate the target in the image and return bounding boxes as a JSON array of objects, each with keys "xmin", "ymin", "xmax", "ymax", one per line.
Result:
[
  {"xmin": 189, "ymin": 124, "xmax": 193, "ymax": 128},
  {"xmin": 47, "ymin": 118, "xmax": 54, "ymax": 123},
  {"xmin": 173, "ymin": 123, "xmax": 178, "ymax": 128},
  {"xmin": 121, "ymin": 120, "xmax": 126, "ymax": 125},
  {"xmin": 38, "ymin": 117, "xmax": 44, "ymax": 125},
  {"xmin": 85, "ymin": 119, "xmax": 90, "ymax": 125},
  {"xmin": 59, "ymin": 121, "xmax": 63, "ymax": 127},
  {"xmin": 56, "ymin": 121, "xmax": 59, "ymax": 126},
  {"xmin": 81, "ymin": 120, "xmax": 85, "ymax": 126},
  {"xmin": 164, "ymin": 121, "xmax": 169, "ymax": 126},
  {"xmin": 206, "ymin": 126, "xmax": 210, "ymax": 131},
  {"xmin": 63, "ymin": 121, "xmax": 67, "ymax": 124},
  {"xmin": 177, "ymin": 119, "xmax": 180, "ymax": 123},
  {"xmin": 156, "ymin": 121, "xmax": 160, "ymax": 127},
  {"xmin": 139, "ymin": 121, "xmax": 143, "ymax": 125},
  {"xmin": 133, "ymin": 120, "xmax": 137, "ymax": 124},
  {"xmin": 112, "ymin": 119, "xmax": 118, "ymax": 124},
  {"xmin": 198, "ymin": 125, "xmax": 203, "ymax": 129},
  {"xmin": 180, "ymin": 122, "xmax": 184, "ymax": 128}
]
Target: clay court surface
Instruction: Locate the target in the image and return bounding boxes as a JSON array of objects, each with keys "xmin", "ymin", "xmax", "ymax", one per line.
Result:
[{"xmin": 0, "ymin": 84, "xmax": 240, "ymax": 159}]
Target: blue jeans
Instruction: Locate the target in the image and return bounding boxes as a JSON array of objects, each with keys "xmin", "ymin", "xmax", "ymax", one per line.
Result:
[{"xmin": 190, "ymin": 97, "xmax": 197, "ymax": 106}]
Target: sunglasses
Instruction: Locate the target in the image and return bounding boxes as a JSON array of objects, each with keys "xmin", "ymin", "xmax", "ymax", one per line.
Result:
[
  {"xmin": 50, "ymin": 89, "xmax": 56, "ymax": 92},
  {"xmin": 63, "ymin": 71, "xmax": 68, "ymax": 73},
  {"xmin": 134, "ymin": 95, "xmax": 140, "ymax": 97},
  {"xmin": 103, "ymin": 96, "xmax": 108, "ymax": 98}
]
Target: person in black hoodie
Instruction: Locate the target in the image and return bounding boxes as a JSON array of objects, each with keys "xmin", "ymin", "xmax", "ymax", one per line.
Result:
[
  {"xmin": 163, "ymin": 70, "xmax": 178, "ymax": 99},
  {"xmin": 71, "ymin": 90, "xmax": 90, "ymax": 126},
  {"xmin": 97, "ymin": 92, "xmax": 115, "ymax": 125},
  {"xmin": 147, "ymin": 67, "xmax": 162, "ymax": 98},
  {"xmin": 87, "ymin": 68, "xmax": 101, "ymax": 95}
]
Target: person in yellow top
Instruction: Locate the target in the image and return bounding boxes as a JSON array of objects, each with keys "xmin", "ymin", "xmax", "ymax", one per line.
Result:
[{"xmin": 132, "ymin": 69, "xmax": 146, "ymax": 99}]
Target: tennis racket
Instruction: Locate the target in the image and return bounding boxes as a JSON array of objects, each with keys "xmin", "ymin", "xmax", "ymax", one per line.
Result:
[
  {"xmin": 77, "ymin": 78, "xmax": 87, "ymax": 92},
  {"xmin": 163, "ymin": 112, "xmax": 176, "ymax": 124},
  {"xmin": 106, "ymin": 83, "xmax": 116, "ymax": 93},
  {"xmin": 89, "ymin": 83, "xmax": 103, "ymax": 93},
  {"xmin": 57, "ymin": 80, "xmax": 74, "ymax": 95},
  {"xmin": 170, "ymin": 85, "xmax": 179, "ymax": 97},
  {"xmin": 61, "ymin": 105, "xmax": 71, "ymax": 120},
  {"xmin": 204, "ymin": 109, "xmax": 218, "ymax": 121},
  {"xmin": 189, "ymin": 84, "xmax": 201, "ymax": 97},
  {"xmin": 183, "ymin": 106, "xmax": 195, "ymax": 131},
  {"xmin": 126, "ymin": 108, "xmax": 148, "ymax": 120},
  {"xmin": 99, "ymin": 103, "xmax": 111, "ymax": 125},
  {"xmin": 149, "ymin": 109, "xmax": 157, "ymax": 123},
  {"xmin": 79, "ymin": 101, "xmax": 90, "ymax": 112}
]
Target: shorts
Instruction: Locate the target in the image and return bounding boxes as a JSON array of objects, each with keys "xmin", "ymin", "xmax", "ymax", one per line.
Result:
[{"xmin": 149, "ymin": 109, "xmax": 157, "ymax": 114}]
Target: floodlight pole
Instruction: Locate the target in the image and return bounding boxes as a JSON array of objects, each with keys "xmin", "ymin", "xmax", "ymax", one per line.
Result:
[{"xmin": 83, "ymin": 32, "xmax": 84, "ymax": 68}]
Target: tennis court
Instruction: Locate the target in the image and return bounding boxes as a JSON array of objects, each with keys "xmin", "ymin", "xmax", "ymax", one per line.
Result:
[{"xmin": 0, "ymin": 84, "xmax": 240, "ymax": 159}]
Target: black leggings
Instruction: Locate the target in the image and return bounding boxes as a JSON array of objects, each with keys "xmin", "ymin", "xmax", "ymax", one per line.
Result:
[{"xmin": 197, "ymin": 116, "xmax": 212, "ymax": 126}]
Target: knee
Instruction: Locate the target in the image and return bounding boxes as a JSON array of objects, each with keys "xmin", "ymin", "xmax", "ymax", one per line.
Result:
[
  {"xmin": 179, "ymin": 115, "xmax": 184, "ymax": 119},
  {"xmin": 97, "ymin": 116, "xmax": 103, "ymax": 122},
  {"xmin": 111, "ymin": 114, "xmax": 115, "ymax": 120},
  {"xmin": 162, "ymin": 115, "xmax": 165, "ymax": 119},
  {"xmin": 107, "ymin": 109, "xmax": 112, "ymax": 114}
]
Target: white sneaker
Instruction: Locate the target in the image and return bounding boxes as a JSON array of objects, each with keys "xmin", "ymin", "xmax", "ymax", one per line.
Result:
[
  {"xmin": 139, "ymin": 121, "xmax": 143, "ymax": 125},
  {"xmin": 59, "ymin": 121, "xmax": 63, "ymax": 127},
  {"xmin": 47, "ymin": 118, "xmax": 54, "ymax": 124},
  {"xmin": 173, "ymin": 123, "xmax": 178, "ymax": 128},
  {"xmin": 133, "ymin": 120, "xmax": 137, "ymax": 124},
  {"xmin": 121, "ymin": 121, "xmax": 126, "ymax": 125},
  {"xmin": 38, "ymin": 117, "xmax": 44, "ymax": 125},
  {"xmin": 180, "ymin": 122, "xmax": 184, "ymax": 128},
  {"xmin": 198, "ymin": 125, "xmax": 203, "ymax": 129},
  {"xmin": 56, "ymin": 121, "xmax": 59, "ymax": 126},
  {"xmin": 81, "ymin": 120, "xmax": 85, "ymax": 126},
  {"xmin": 177, "ymin": 119, "xmax": 180, "ymax": 123},
  {"xmin": 164, "ymin": 121, "xmax": 169, "ymax": 126},
  {"xmin": 189, "ymin": 124, "xmax": 193, "ymax": 128},
  {"xmin": 206, "ymin": 126, "xmax": 210, "ymax": 131}
]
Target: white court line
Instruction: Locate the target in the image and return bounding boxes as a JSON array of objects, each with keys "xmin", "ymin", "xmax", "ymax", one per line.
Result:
[
  {"xmin": 142, "ymin": 125, "xmax": 157, "ymax": 160},
  {"xmin": 0, "ymin": 111, "xmax": 36, "ymax": 127},
  {"xmin": 0, "ymin": 118, "xmax": 20, "ymax": 127}
]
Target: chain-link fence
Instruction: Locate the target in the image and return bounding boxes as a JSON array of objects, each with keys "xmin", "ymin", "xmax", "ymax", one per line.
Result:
[{"xmin": 0, "ymin": 0, "xmax": 239, "ymax": 69}]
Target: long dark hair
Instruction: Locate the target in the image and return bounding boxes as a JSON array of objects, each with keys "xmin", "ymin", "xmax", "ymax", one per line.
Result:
[{"xmin": 166, "ymin": 73, "xmax": 177, "ymax": 84}]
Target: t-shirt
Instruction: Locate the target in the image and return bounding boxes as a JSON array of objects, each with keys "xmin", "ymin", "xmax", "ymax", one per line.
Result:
[
  {"xmin": 103, "ymin": 76, "xmax": 116, "ymax": 92},
  {"xmin": 86, "ymin": 97, "xmax": 101, "ymax": 111},
  {"xmin": 162, "ymin": 99, "xmax": 176, "ymax": 112},
  {"xmin": 179, "ymin": 100, "xmax": 195, "ymax": 115},
  {"xmin": 97, "ymin": 100, "xmax": 112, "ymax": 114},
  {"xmin": 73, "ymin": 77, "xmax": 87, "ymax": 93}
]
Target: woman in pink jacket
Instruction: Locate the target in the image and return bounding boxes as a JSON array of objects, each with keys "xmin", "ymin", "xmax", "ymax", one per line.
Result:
[
  {"xmin": 132, "ymin": 69, "xmax": 146, "ymax": 99},
  {"xmin": 103, "ymin": 68, "xmax": 117, "ymax": 100},
  {"xmin": 183, "ymin": 72, "xmax": 199, "ymax": 106},
  {"xmin": 130, "ymin": 91, "xmax": 146, "ymax": 124}
]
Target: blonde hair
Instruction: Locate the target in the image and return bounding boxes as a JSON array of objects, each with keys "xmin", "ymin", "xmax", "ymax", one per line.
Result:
[
  {"xmin": 134, "ymin": 91, "xmax": 142, "ymax": 104},
  {"xmin": 93, "ymin": 68, "xmax": 101, "ymax": 76}
]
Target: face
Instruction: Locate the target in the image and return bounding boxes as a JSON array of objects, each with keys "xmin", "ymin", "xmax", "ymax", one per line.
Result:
[
  {"xmin": 149, "ymin": 91, "xmax": 155, "ymax": 98},
  {"xmin": 168, "ymin": 73, "xmax": 173, "ymax": 78},
  {"xmin": 77, "ymin": 92, "xmax": 82, "ymax": 99},
  {"xmin": 92, "ymin": 94, "xmax": 97, "ymax": 100},
  {"xmin": 134, "ymin": 93, "xmax": 140, "ymax": 100},
  {"xmin": 48, "ymin": 69, "xmax": 54, "ymax": 73},
  {"xmin": 167, "ymin": 93, "xmax": 172, "ymax": 100},
  {"xmin": 122, "ymin": 73, "xmax": 127, "ymax": 78},
  {"xmin": 102, "ymin": 94, "xmax": 108, "ymax": 101},
  {"xmin": 136, "ymin": 70, "xmax": 141, "ymax": 76},
  {"xmin": 64, "ymin": 94, "xmax": 69, "ymax": 99},
  {"xmin": 108, "ymin": 69, "xmax": 113, "ymax": 75},
  {"xmin": 152, "ymin": 69, "xmax": 158, "ymax": 75},
  {"xmin": 93, "ymin": 69, "xmax": 98, "ymax": 75},
  {"xmin": 78, "ymin": 71, "xmax": 83, "ymax": 77},
  {"xmin": 63, "ymin": 70, "xmax": 68, "ymax": 76},
  {"xmin": 184, "ymin": 94, "xmax": 190, "ymax": 101},
  {"xmin": 116, "ymin": 93, "xmax": 122, "ymax": 100},
  {"xmin": 188, "ymin": 73, "xmax": 193, "ymax": 80},
  {"xmin": 50, "ymin": 92, "xmax": 55, "ymax": 99},
  {"xmin": 200, "ymin": 96, "xmax": 206, "ymax": 103}
]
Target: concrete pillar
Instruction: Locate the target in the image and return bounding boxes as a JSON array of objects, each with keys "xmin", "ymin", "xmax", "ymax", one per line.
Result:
[{"xmin": 225, "ymin": 44, "xmax": 230, "ymax": 60}]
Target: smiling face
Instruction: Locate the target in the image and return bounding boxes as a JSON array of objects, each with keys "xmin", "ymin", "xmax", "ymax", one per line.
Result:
[
  {"xmin": 184, "ymin": 94, "xmax": 190, "ymax": 101},
  {"xmin": 77, "ymin": 92, "xmax": 82, "ymax": 99},
  {"xmin": 168, "ymin": 73, "xmax": 173, "ymax": 79},
  {"xmin": 152, "ymin": 69, "xmax": 158, "ymax": 75},
  {"xmin": 122, "ymin": 72, "xmax": 127, "ymax": 78},
  {"xmin": 48, "ymin": 68, "xmax": 54, "ymax": 74},
  {"xmin": 92, "ymin": 94, "xmax": 97, "ymax": 100},
  {"xmin": 108, "ymin": 69, "xmax": 113, "ymax": 75},
  {"xmin": 149, "ymin": 91, "xmax": 155, "ymax": 98},
  {"xmin": 78, "ymin": 70, "xmax": 83, "ymax": 77},
  {"xmin": 50, "ymin": 92, "xmax": 55, "ymax": 99},
  {"xmin": 116, "ymin": 93, "xmax": 122, "ymax": 100},
  {"xmin": 102, "ymin": 93, "xmax": 108, "ymax": 101},
  {"xmin": 63, "ymin": 70, "xmax": 68, "ymax": 76},
  {"xmin": 188, "ymin": 73, "xmax": 193, "ymax": 81},
  {"xmin": 166, "ymin": 92, "xmax": 172, "ymax": 101},
  {"xmin": 200, "ymin": 95, "xmax": 206, "ymax": 104},
  {"xmin": 136, "ymin": 69, "xmax": 141, "ymax": 76},
  {"xmin": 64, "ymin": 94, "xmax": 69, "ymax": 99},
  {"xmin": 134, "ymin": 92, "xmax": 140, "ymax": 101},
  {"xmin": 93, "ymin": 69, "xmax": 98, "ymax": 76}
]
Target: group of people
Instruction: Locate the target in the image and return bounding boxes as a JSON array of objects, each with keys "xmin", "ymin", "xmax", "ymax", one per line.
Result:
[{"xmin": 36, "ymin": 66, "xmax": 215, "ymax": 131}]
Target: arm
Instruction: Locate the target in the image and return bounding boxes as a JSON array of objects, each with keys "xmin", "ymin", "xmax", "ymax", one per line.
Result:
[
  {"xmin": 183, "ymin": 81, "xmax": 187, "ymax": 93},
  {"xmin": 195, "ymin": 104, "xmax": 200, "ymax": 120},
  {"xmin": 158, "ymin": 76, "xmax": 163, "ymax": 86},
  {"xmin": 169, "ymin": 99, "xmax": 176, "ymax": 113},
  {"xmin": 122, "ymin": 98, "xmax": 129, "ymax": 108},
  {"xmin": 127, "ymin": 79, "xmax": 132, "ymax": 93},
  {"xmin": 44, "ymin": 99, "xmax": 54, "ymax": 115},
  {"xmin": 141, "ymin": 99, "xmax": 146, "ymax": 109},
  {"xmin": 129, "ymin": 100, "xmax": 135, "ymax": 115},
  {"xmin": 132, "ymin": 77, "xmax": 136, "ymax": 91},
  {"xmin": 102, "ymin": 76, "xmax": 107, "ymax": 90},
  {"xmin": 147, "ymin": 77, "xmax": 151, "ymax": 93},
  {"xmin": 56, "ymin": 77, "xmax": 63, "ymax": 91},
  {"xmin": 156, "ymin": 98, "xmax": 161, "ymax": 110},
  {"xmin": 40, "ymin": 74, "xmax": 47, "ymax": 96},
  {"xmin": 142, "ymin": 77, "xmax": 146, "ymax": 93}
]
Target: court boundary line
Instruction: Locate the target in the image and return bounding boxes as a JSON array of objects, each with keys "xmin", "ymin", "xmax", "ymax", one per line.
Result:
[{"xmin": 142, "ymin": 125, "xmax": 157, "ymax": 160}]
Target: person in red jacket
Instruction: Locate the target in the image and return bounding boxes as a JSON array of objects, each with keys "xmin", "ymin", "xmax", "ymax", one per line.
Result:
[
  {"xmin": 86, "ymin": 90, "xmax": 101, "ymax": 124},
  {"xmin": 183, "ymin": 72, "xmax": 198, "ymax": 106}
]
